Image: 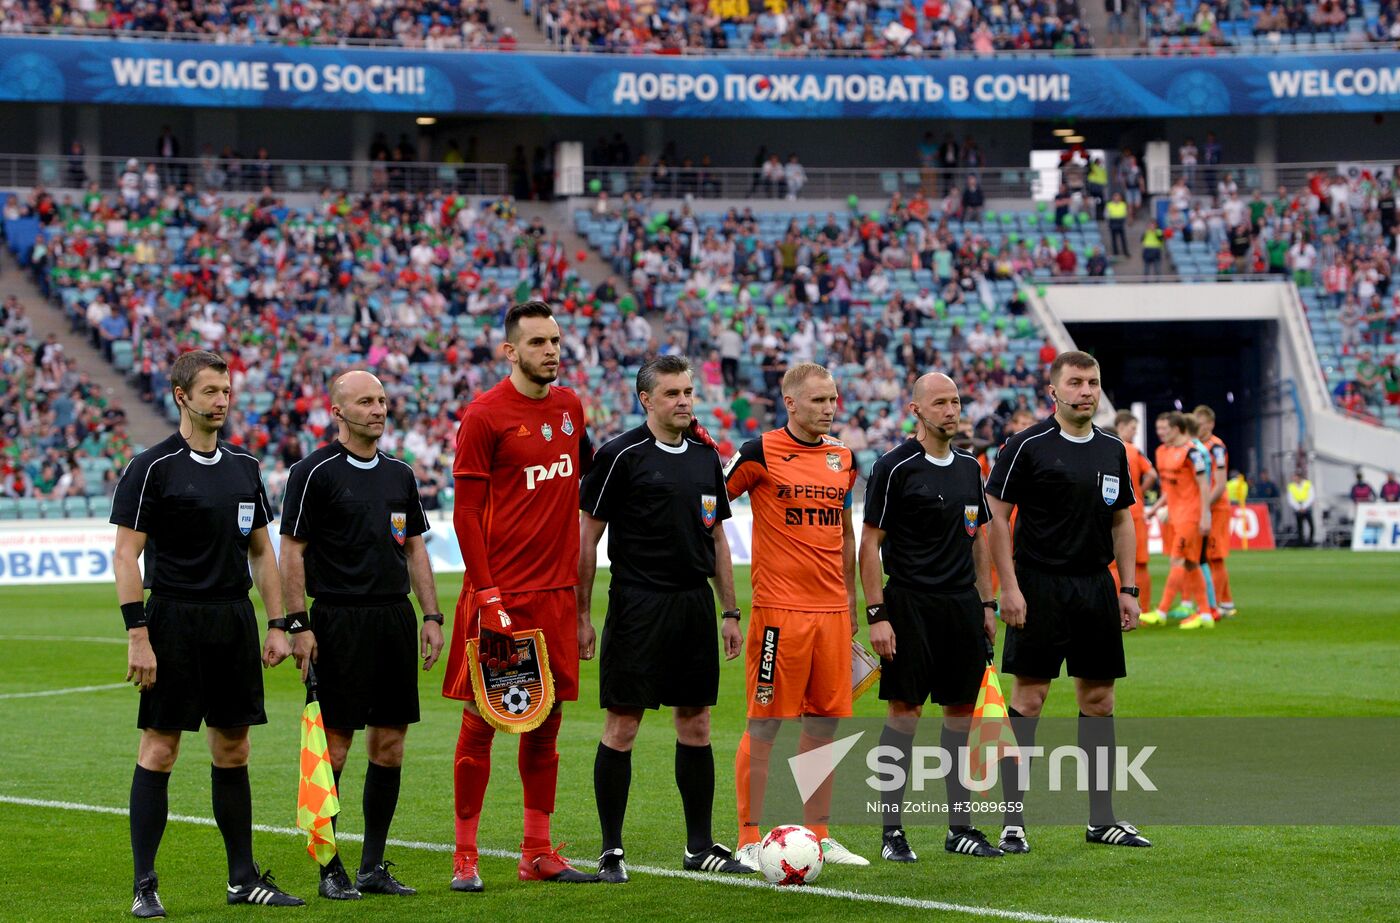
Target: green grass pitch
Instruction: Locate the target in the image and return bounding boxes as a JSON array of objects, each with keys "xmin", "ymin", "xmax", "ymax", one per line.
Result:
[{"xmin": 1, "ymin": 550, "xmax": 1396, "ymax": 922}]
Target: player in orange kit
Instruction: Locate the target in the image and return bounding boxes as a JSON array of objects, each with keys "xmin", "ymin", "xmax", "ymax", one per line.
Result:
[
  {"xmin": 1111, "ymin": 411, "xmax": 1157, "ymax": 619},
  {"xmin": 1143, "ymin": 412, "xmax": 1213, "ymax": 629},
  {"xmin": 1193, "ymin": 405, "xmax": 1236, "ymax": 617},
  {"xmin": 724, "ymin": 362, "xmax": 868, "ymax": 869}
]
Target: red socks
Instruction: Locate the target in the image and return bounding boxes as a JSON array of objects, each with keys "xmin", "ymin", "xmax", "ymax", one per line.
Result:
[
  {"xmin": 520, "ymin": 709, "xmax": 562, "ymax": 855},
  {"xmin": 454, "ymin": 709, "xmax": 495, "ymax": 859}
]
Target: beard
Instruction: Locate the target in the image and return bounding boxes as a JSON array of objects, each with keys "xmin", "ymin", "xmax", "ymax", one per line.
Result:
[{"xmin": 519, "ymin": 355, "xmax": 558, "ymax": 385}]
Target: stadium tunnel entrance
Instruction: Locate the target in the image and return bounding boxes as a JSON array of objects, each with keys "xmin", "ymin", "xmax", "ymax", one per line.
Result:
[{"xmin": 1067, "ymin": 319, "xmax": 1271, "ymax": 478}]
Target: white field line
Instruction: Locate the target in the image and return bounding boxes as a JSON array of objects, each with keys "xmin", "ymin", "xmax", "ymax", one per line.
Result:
[
  {"xmin": 0, "ymin": 795, "xmax": 1116, "ymax": 923},
  {"xmin": 0, "ymin": 634, "xmax": 127, "ymax": 644},
  {"xmin": 0, "ymin": 682, "xmax": 128, "ymax": 699}
]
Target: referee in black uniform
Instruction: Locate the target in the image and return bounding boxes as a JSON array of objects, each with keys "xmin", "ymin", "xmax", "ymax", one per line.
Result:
[
  {"xmin": 279, "ymin": 370, "xmax": 445, "ymax": 900},
  {"xmin": 577, "ymin": 355, "xmax": 749, "ymax": 884},
  {"xmin": 859, "ymin": 373, "xmax": 999, "ymax": 864},
  {"xmin": 984, "ymin": 350, "xmax": 1149, "ymax": 853},
  {"xmin": 112, "ymin": 349, "xmax": 303, "ymax": 918}
]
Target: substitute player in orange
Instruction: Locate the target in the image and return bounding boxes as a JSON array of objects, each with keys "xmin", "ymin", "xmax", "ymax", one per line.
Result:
[
  {"xmin": 1111, "ymin": 410, "xmax": 1157, "ymax": 616},
  {"xmin": 725, "ymin": 362, "xmax": 869, "ymax": 869},
  {"xmin": 1143, "ymin": 412, "xmax": 1213, "ymax": 628},
  {"xmin": 442, "ymin": 300, "xmax": 599, "ymax": 891},
  {"xmin": 1193, "ymin": 405, "xmax": 1236, "ymax": 616}
]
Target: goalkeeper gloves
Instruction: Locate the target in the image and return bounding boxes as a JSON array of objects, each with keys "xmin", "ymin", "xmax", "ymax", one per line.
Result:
[{"xmin": 473, "ymin": 587, "xmax": 519, "ymax": 670}]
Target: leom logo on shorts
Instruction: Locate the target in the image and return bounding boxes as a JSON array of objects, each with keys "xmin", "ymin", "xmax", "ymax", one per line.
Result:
[
  {"xmin": 237, "ymin": 502, "xmax": 254, "ymax": 536},
  {"xmin": 755, "ymin": 626, "xmax": 779, "ymax": 705}
]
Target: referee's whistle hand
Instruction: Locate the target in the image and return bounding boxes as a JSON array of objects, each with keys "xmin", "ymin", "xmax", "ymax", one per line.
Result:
[
  {"xmin": 421, "ymin": 622, "xmax": 444, "ymax": 671},
  {"xmin": 577, "ymin": 621, "xmax": 597, "ymax": 661},
  {"xmin": 292, "ymin": 631, "xmax": 316, "ymax": 683},
  {"xmin": 721, "ymin": 619, "xmax": 743, "ymax": 661},
  {"xmin": 262, "ymin": 629, "xmax": 292, "ymax": 669},
  {"xmin": 1000, "ymin": 589, "xmax": 1027, "ymax": 629},
  {"xmin": 126, "ymin": 631, "xmax": 157, "ymax": 692},
  {"xmin": 1119, "ymin": 595, "xmax": 1142, "ymax": 632},
  {"xmin": 870, "ymin": 622, "xmax": 896, "ymax": 660}
]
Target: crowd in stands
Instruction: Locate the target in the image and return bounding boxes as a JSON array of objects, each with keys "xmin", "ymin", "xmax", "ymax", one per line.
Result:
[
  {"xmin": 1, "ymin": 0, "xmax": 507, "ymax": 48},
  {"xmin": 3, "ymin": 158, "xmax": 663, "ymax": 506},
  {"xmin": 1145, "ymin": 0, "xmax": 1399, "ymax": 47},
  {"xmin": 0, "ymin": 297, "xmax": 135, "ymax": 505},
  {"xmin": 1157, "ymin": 154, "xmax": 1399, "ymax": 421},
  {"xmin": 537, "ymin": 0, "xmax": 1093, "ymax": 55},
  {"xmin": 6, "ymin": 0, "xmax": 1398, "ymax": 52},
  {"xmin": 581, "ymin": 188, "xmax": 1065, "ymax": 459}
]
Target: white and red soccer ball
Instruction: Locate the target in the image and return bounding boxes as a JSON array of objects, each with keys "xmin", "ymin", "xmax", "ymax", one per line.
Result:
[{"xmin": 758, "ymin": 824, "xmax": 824, "ymax": 886}]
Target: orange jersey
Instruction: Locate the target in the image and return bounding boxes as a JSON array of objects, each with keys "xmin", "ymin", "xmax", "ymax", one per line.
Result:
[
  {"xmin": 1124, "ymin": 442, "xmax": 1154, "ymax": 521},
  {"xmin": 1201, "ymin": 434, "xmax": 1230, "ymax": 512},
  {"xmin": 725, "ymin": 428, "xmax": 856, "ymax": 612},
  {"xmin": 1155, "ymin": 442, "xmax": 1208, "ymax": 523}
]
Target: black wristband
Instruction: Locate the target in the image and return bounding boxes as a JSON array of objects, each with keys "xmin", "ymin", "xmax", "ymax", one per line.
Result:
[
  {"xmin": 284, "ymin": 611, "xmax": 311, "ymax": 633},
  {"xmin": 721, "ymin": 609, "xmax": 741, "ymax": 621},
  {"xmin": 121, "ymin": 601, "xmax": 147, "ymax": 631},
  {"xmin": 982, "ymin": 600, "xmax": 999, "ymax": 612},
  {"xmin": 423, "ymin": 613, "xmax": 445, "ymax": 625},
  {"xmin": 866, "ymin": 603, "xmax": 888, "ymax": 625},
  {"xmin": 1119, "ymin": 586, "xmax": 1140, "ymax": 598},
  {"xmin": 266, "ymin": 617, "xmax": 289, "ymax": 631}
]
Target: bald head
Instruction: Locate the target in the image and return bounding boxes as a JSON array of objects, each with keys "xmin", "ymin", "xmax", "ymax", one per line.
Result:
[
  {"xmin": 331, "ymin": 370, "xmax": 383, "ymax": 406},
  {"xmin": 910, "ymin": 372, "xmax": 961, "ymax": 444},
  {"xmin": 913, "ymin": 372, "xmax": 957, "ymax": 403},
  {"xmin": 331, "ymin": 370, "xmax": 387, "ymax": 445}
]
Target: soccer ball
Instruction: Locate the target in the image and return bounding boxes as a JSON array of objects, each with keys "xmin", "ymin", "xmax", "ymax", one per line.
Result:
[
  {"xmin": 501, "ymin": 685, "xmax": 531, "ymax": 715},
  {"xmin": 758, "ymin": 824, "xmax": 823, "ymax": 886}
]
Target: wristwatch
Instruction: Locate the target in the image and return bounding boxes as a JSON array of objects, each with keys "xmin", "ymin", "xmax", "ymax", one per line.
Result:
[
  {"xmin": 982, "ymin": 600, "xmax": 999, "ymax": 612},
  {"xmin": 1119, "ymin": 586, "xmax": 1140, "ymax": 598},
  {"xmin": 423, "ymin": 613, "xmax": 445, "ymax": 625},
  {"xmin": 266, "ymin": 617, "xmax": 289, "ymax": 631}
]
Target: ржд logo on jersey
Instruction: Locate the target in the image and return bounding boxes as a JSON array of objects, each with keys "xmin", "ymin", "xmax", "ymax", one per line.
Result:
[{"xmin": 524, "ymin": 453, "xmax": 574, "ymax": 490}]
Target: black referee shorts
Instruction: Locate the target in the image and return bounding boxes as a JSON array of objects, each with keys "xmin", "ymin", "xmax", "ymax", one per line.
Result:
[
  {"xmin": 138, "ymin": 596, "xmax": 266, "ymax": 732},
  {"xmin": 878, "ymin": 584, "xmax": 986, "ymax": 707},
  {"xmin": 1002, "ymin": 566, "xmax": 1126, "ymax": 681},
  {"xmin": 599, "ymin": 582, "xmax": 719, "ymax": 711},
  {"xmin": 311, "ymin": 598, "xmax": 420, "ymax": 730}
]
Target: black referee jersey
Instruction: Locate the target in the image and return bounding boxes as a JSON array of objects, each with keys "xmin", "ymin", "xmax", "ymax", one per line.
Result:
[
  {"xmin": 110, "ymin": 433, "xmax": 272, "ymax": 599},
  {"xmin": 279, "ymin": 442, "xmax": 429, "ymax": 599},
  {"xmin": 985, "ymin": 416, "xmax": 1135, "ymax": 574},
  {"xmin": 580, "ymin": 425, "xmax": 731, "ymax": 591},
  {"xmin": 863, "ymin": 440, "xmax": 990, "ymax": 591}
]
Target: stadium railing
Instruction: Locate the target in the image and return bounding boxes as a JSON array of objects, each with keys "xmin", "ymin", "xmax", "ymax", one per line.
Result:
[
  {"xmin": 0, "ymin": 153, "xmax": 510, "ymax": 196},
  {"xmin": 582, "ymin": 165, "xmax": 1039, "ymax": 201}
]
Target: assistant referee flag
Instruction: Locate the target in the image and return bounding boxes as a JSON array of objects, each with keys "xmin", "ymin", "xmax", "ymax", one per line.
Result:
[
  {"xmin": 968, "ymin": 663, "xmax": 1019, "ymax": 790},
  {"xmin": 297, "ymin": 667, "xmax": 341, "ymax": 866}
]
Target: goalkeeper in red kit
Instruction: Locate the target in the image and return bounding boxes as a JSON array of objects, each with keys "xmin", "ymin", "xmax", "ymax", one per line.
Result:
[{"xmin": 442, "ymin": 301, "xmax": 599, "ymax": 890}]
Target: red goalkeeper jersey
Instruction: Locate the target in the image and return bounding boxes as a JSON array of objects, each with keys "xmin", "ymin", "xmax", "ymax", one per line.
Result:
[{"xmin": 452, "ymin": 378, "xmax": 591, "ymax": 593}]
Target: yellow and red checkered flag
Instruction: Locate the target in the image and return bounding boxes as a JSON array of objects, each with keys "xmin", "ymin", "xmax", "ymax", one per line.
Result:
[
  {"xmin": 968, "ymin": 662, "xmax": 1020, "ymax": 790},
  {"xmin": 297, "ymin": 666, "xmax": 340, "ymax": 866}
]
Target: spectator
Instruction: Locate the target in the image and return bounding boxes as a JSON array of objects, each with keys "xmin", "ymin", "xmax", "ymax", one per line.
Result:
[
  {"xmin": 1349, "ymin": 470, "xmax": 1376, "ymax": 503},
  {"xmin": 1107, "ymin": 192, "xmax": 1130, "ymax": 256},
  {"xmin": 1287, "ymin": 471, "xmax": 1315, "ymax": 546},
  {"xmin": 784, "ymin": 154, "xmax": 807, "ymax": 201},
  {"xmin": 1380, "ymin": 472, "xmax": 1400, "ymax": 502},
  {"xmin": 1141, "ymin": 221, "xmax": 1165, "ymax": 275}
]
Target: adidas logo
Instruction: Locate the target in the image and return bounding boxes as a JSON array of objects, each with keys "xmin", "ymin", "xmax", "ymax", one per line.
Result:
[{"xmin": 516, "ymin": 425, "xmax": 530, "ymax": 437}]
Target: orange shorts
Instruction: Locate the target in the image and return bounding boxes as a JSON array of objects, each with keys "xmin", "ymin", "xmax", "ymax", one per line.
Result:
[
  {"xmin": 441, "ymin": 586, "xmax": 579, "ymax": 703},
  {"xmin": 1206, "ymin": 508, "xmax": 1231, "ymax": 561},
  {"xmin": 1169, "ymin": 525, "xmax": 1203, "ymax": 561},
  {"xmin": 1132, "ymin": 514, "xmax": 1149, "ymax": 565},
  {"xmin": 1160, "ymin": 520, "xmax": 1174, "ymax": 559},
  {"xmin": 746, "ymin": 606, "xmax": 852, "ymax": 719}
]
